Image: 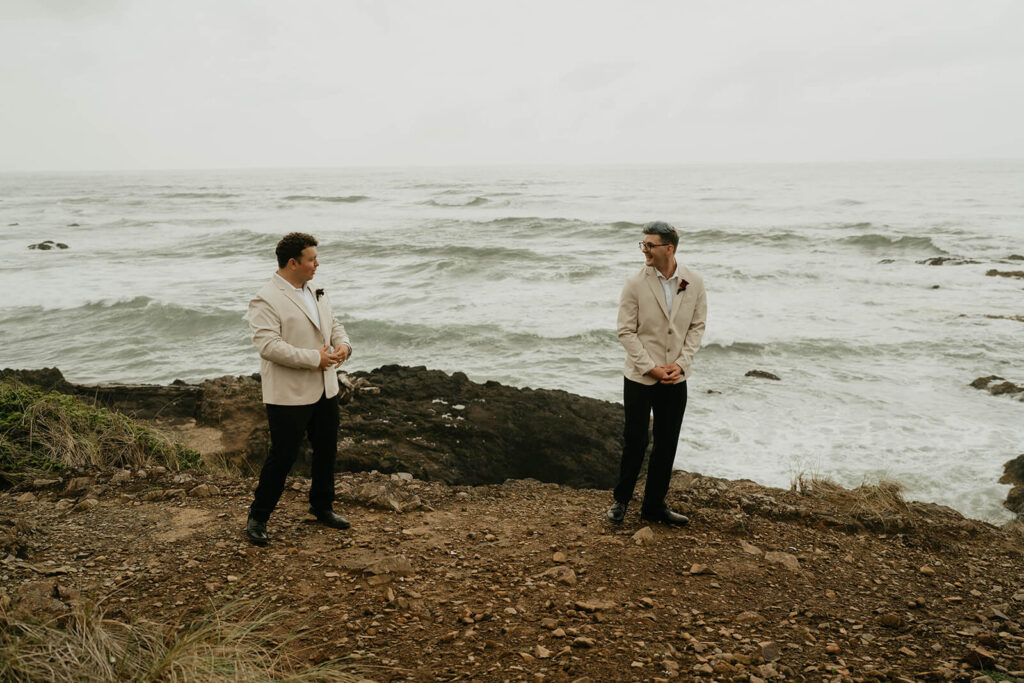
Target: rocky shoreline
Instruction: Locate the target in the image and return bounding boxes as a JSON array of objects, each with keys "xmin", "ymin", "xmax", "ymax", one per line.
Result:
[{"xmin": 3, "ymin": 367, "xmax": 1024, "ymax": 680}]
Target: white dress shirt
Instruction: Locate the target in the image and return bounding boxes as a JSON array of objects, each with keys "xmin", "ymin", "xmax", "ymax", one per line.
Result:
[{"xmin": 656, "ymin": 262, "xmax": 680, "ymax": 311}]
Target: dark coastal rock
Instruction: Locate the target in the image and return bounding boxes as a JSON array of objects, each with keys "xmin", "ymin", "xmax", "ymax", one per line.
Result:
[
  {"xmin": 0, "ymin": 367, "xmax": 74, "ymax": 393},
  {"xmin": 986, "ymin": 269, "xmax": 1024, "ymax": 280},
  {"xmin": 26, "ymin": 240, "xmax": 69, "ymax": 250},
  {"xmin": 334, "ymin": 365, "xmax": 622, "ymax": 488},
  {"xmin": 916, "ymin": 256, "xmax": 979, "ymax": 266},
  {"xmin": 999, "ymin": 454, "xmax": 1024, "ymax": 515},
  {"xmin": 3, "ymin": 366, "xmax": 623, "ymax": 489},
  {"xmin": 970, "ymin": 376, "xmax": 1024, "ymax": 402},
  {"xmin": 745, "ymin": 369, "xmax": 781, "ymax": 381},
  {"xmin": 1008, "ymin": 254, "xmax": 1024, "ymax": 261}
]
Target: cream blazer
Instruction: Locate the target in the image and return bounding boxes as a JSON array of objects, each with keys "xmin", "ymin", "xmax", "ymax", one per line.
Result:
[
  {"xmin": 617, "ymin": 264, "xmax": 707, "ymax": 386},
  {"xmin": 248, "ymin": 276, "xmax": 351, "ymax": 405}
]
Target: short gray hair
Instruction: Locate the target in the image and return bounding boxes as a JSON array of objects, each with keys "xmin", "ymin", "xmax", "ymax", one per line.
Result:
[{"xmin": 642, "ymin": 221, "xmax": 678, "ymax": 248}]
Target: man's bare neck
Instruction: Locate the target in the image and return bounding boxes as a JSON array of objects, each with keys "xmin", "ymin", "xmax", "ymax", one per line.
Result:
[
  {"xmin": 276, "ymin": 269, "xmax": 306, "ymax": 289},
  {"xmin": 657, "ymin": 258, "xmax": 677, "ymax": 280}
]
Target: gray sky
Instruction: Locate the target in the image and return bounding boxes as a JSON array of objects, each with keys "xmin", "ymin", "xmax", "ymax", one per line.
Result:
[{"xmin": 2, "ymin": 0, "xmax": 1022, "ymax": 170}]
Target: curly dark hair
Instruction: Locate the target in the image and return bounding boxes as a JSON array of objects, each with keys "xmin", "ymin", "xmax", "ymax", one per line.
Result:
[{"xmin": 275, "ymin": 232, "xmax": 318, "ymax": 268}]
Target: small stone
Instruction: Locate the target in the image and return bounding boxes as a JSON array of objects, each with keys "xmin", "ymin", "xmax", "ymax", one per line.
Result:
[
  {"xmin": 735, "ymin": 611, "xmax": 765, "ymax": 625},
  {"xmin": 919, "ymin": 565, "xmax": 936, "ymax": 576},
  {"xmin": 572, "ymin": 636, "xmax": 596, "ymax": 648},
  {"xmin": 552, "ymin": 628, "xmax": 566, "ymax": 638},
  {"xmin": 72, "ymin": 498, "xmax": 99, "ymax": 513},
  {"xmin": 740, "ymin": 540, "xmax": 762, "ymax": 555},
  {"xmin": 188, "ymin": 484, "xmax": 219, "ymax": 498},
  {"xmin": 16, "ymin": 492, "xmax": 37, "ymax": 503},
  {"xmin": 880, "ymin": 613, "xmax": 904, "ymax": 629},
  {"xmin": 226, "ymin": 575, "xmax": 239, "ymax": 583},
  {"xmin": 825, "ymin": 643, "xmax": 841, "ymax": 654},
  {"xmin": 540, "ymin": 617, "xmax": 557, "ymax": 629},
  {"xmin": 759, "ymin": 641, "xmax": 780, "ymax": 662},
  {"xmin": 689, "ymin": 563, "xmax": 714, "ymax": 575},
  {"xmin": 633, "ymin": 527, "xmax": 655, "ymax": 545},
  {"xmin": 639, "ymin": 597, "xmax": 655, "ymax": 609},
  {"xmin": 764, "ymin": 551, "xmax": 800, "ymax": 572},
  {"xmin": 538, "ymin": 565, "xmax": 577, "ymax": 585},
  {"xmin": 552, "ymin": 551, "xmax": 568, "ymax": 563},
  {"xmin": 574, "ymin": 600, "xmax": 615, "ymax": 612},
  {"xmin": 535, "ymin": 645, "xmax": 552, "ymax": 659}
]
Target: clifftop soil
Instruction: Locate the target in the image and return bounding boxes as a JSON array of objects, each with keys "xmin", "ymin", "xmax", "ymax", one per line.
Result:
[{"xmin": 4, "ymin": 468, "xmax": 1024, "ymax": 682}]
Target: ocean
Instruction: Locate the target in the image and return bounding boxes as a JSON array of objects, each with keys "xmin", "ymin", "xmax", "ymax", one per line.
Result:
[{"xmin": 1, "ymin": 161, "xmax": 1021, "ymax": 521}]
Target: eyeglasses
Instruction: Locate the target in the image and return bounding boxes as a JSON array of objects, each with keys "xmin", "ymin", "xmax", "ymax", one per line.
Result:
[{"xmin": 639, "ymin": 241, "xmax": 671, "ymax": 252}]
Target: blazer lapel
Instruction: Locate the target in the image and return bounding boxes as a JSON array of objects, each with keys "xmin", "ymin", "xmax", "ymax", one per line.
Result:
[
  {"xmin": 273, "ymin": 277, "xmax": 321, "ymax": 331},
  {"xmin": 669, "ymin": 265, "xmax": 691, "ymax": 319},
  {"xmin": 645, "ymin": 268, "xmax": 670, "ymax": 319}
]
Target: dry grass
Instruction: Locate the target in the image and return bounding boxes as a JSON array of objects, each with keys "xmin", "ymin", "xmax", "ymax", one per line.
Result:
[
  {"xmin": 0, "ymin": 593, "xmax": 366, "ymax": 682},
  {"xmin": 0, "ymin": 379, "xmax": 201, "ymax": 482},
  {"xmin": 792, "ymin": 474, "xmax": 912, "ymax": 529}
]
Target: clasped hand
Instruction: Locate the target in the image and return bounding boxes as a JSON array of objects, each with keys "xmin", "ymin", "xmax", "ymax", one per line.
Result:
[
  {"xmin": 648, "ymin": 363, "xmax": 682, "ymax": 384},
  {"xmin": 318, "ymin": 344, "xmax": 349, "ymax": 370}
]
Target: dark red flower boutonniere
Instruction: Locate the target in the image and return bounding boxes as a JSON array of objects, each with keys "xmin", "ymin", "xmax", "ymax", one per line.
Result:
[
  {"xmin": 677, "ymin": 278, "xmax": 689, "ymax": 293},
  {"xmin": 315, "ymin": 288, "xmax": 325, "ymax": 300}
]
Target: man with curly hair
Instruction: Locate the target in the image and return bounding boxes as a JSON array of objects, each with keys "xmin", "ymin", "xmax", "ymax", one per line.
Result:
[{"xmin": 245, "ymin": 232, "xmax": 353, "ymax": 545}]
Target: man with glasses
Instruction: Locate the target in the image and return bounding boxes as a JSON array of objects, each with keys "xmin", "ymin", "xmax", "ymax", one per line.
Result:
[
  {"xmin": 244, "ymin": 232, "xmax": 353, "ymax": 546},
  {"xmin": 607, "ymin": 221, "xmax": 707, "ymax": 526}
]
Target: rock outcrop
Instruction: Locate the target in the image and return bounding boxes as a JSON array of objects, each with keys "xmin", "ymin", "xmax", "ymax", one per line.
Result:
[
  {"xmin": 1000, "ymin": 454, "xmax": 1024, "ymax": 515},
  {"xmin": 970, "ymin": 375, "xmax": 1024, "ymax": 402},
  {"xmin": 2, "ymin": 365, "xmax": 623, "ymax": 489},
  {"xmin": 334, "ymin": 365, "xmax": 622, "ymax": 488}
]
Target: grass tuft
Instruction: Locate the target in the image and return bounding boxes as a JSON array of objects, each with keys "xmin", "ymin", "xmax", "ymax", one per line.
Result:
[
  {"xmin": 793, "ymin": 474, "xmax": 911, "ymax": 529},
  {"xmin": 0, "ymin": 379, "xmax": 201, "ymax": 483},
  {"xmin": 0, "ymin": 593, "xmax": 364, "ymax": 682}
]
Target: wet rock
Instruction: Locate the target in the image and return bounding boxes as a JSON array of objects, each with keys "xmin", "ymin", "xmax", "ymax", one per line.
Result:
[
  {"xmin": 336, "ymin": 365, "xmax": 623, "ymax": 488},
  {"xmin": 971, "ymin": 375, "xmax": 1024, "ymax": 401},
  {"xmin": 986, "ymin": 269, "xmax": 1024, "ymax": 279},
  {"xmin": 916, "ymin": 256, "xmax": 979, "ymax": 266},
  {"xmin": 999, "ymin": 454, "xmax": 1024, "ymax": 515},
  {"xmin": 745, "ymin": 369, "xmax": 781, "ymax": 381}
]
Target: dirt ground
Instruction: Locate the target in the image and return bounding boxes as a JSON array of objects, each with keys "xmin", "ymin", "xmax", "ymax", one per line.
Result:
[{"xmin": 3, "ymin": 468, "xmax": 1024, "ymax": 682}]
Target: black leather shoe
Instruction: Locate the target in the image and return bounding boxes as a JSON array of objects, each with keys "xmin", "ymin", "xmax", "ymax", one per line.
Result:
[
  {"xmin": 246, "ymin": 517, "xmax": 269, "ymax": 546},
  {"xmin": 309, "ymin": 507, "xmax": 351, "ymax": 530},
  {"xmin": 641, "ymin": 506, "xmax": 690, "ymax": 526},
  {"xmin": 606, "ymin": 500, "xmax": 627, "ymax": 524}
]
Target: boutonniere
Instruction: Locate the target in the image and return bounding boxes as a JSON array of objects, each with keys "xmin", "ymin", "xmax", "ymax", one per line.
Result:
[
  {"xmin": 315, "ymin": 288, "xmax": 325, "ymax": 300},
  {"xmin": 677, "ymin": 278, "xmax": 689, "ymax": 293}
]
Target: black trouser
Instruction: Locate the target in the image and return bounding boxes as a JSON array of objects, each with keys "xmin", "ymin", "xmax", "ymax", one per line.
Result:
[
  {"xmin": 613, "ymin": 377, "xmax": 687, "ymax": 511},
  {"xmin": 249, "ymin": 392, "xmax": 339, "ymax": 523}
]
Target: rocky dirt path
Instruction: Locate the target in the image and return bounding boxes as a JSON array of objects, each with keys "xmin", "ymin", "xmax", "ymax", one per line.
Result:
[{"xmin": 3, "ymin": 469, "xmax": 1024, "ymax": 682}]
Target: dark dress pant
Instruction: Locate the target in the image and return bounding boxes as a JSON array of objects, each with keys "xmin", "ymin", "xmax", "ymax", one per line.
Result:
[
  {"xmin": 249, "ymin": 392, "xmax": 339, "ymax": 522},
  {"xmin": 613, "ymin": 377, "xmax": 687, "ymax": 512}
]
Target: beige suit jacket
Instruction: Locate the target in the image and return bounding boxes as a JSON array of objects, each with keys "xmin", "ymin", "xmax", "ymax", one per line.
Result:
[
  {"xmin": 248, "ymin": 276, "xmax": 351, "ymax": 405},
  {"xmin": 617, "ymin": 264, "xmax": 707, "ymax": 386}
]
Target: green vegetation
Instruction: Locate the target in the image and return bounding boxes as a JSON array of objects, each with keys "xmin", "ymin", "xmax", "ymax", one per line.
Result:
[
  {"xmin": 0, "ymin": 379, "xmax": 201, "ymax": 481},
  {"xmin": 0, "ymin": 594, "xmax": 364, "ymax": 682}
]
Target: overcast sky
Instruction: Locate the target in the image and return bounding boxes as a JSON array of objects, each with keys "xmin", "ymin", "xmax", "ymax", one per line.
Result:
[{"xmin": 2, "ymin": 0, "xmax": 1022, "ymax": 171}]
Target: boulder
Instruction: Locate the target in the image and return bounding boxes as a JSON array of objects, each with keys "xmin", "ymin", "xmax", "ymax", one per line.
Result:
[
  {"xmin": 745, "ymin": 370, "xmax": 781, "ymax": 381},
  {"xmin": 1000, "ymin": 454, "xmax": 1024, "ymax": 515},
  {"xmin": 970, "ymin": 376, "xmax": 1024, "ymax": 402},
  {"xmin": 334, "ymin": 365, "xmax": 622, "ymax": 488}
]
